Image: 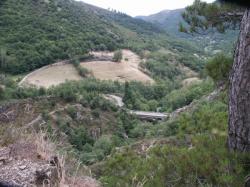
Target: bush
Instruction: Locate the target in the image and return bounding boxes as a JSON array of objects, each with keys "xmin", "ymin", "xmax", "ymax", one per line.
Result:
[
  {"xmin": 69, "ymin": 127, "xmax": 94, "ymax": 151},
  {"xmin": 92, "ymin": 109, "xmax": 100, "ymax": 118},
  {"xmin": 205, "ymin": 53, "xmax": 233, "ymax": 85},
  {"xmin": 100, "ymin": 135, "xmax": 249, "ymax": 187},
  {"xmin": 161, "ymin": 80, "xmax": 214, "ymax": 112},
  {"xmin": 67, "ymin": 106, "xmax": 77, "ymax": 120},
  {"xmin": 143, "ymin": 52, "xmax": 181, "ymax": 80},
  {"xmin": 78, "ymin": 66, "xmax": 90, "ymax": 77},
  {"xmin": 175, "ymin": 100, "xmax": 228, "ymax": 136},
  {"xmin": 112, "ymin": 50, "xmax": 123, "ymax": 62},
  {"xmin": 94, "ymin": 136, "xmax": 112, "ymax": 155},
  {"xmin": 72, "ymin": 57, "xmax": 80, "ymax": 67},
  {"xmin": 71, "ymin": 57, "xmax": 90, "ymax": 77}
]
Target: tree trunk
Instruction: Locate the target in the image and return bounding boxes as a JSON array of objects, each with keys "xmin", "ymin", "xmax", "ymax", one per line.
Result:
[{"xmin": 228, "ymin": 9, "xmax": 250, "ymax": 151}]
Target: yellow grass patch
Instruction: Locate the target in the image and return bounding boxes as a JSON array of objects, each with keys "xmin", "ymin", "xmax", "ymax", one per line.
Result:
[
  {"xmin": 19, "ymin": 62, "xmax": 82, "ymax": 88},
  {"xmin": 19, "ymin": 50, "xmax": 154, "ymax": 88},
  {"xmin": 81, "ymin": 50, "xmax": 154, "ymax": 83}
]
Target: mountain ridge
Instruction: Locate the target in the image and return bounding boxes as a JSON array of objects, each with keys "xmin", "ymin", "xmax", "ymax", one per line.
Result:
[{"xmin": 136, "ymin": 8, "xmax": 238, "ymax": 54}]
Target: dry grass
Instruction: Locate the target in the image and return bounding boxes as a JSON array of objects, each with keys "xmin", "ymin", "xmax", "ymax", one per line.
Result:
[
  {"xmin": 32, "ymin": 131, "xmax": 99, "ymax": 187},
  {"xmin": 20, "ymin": 63, "xmax": 82, "ymax": 88},
  {"xmin": 19, "ymin": 50, "xmax": 154, "ymax": 88},
  {"xmin": 0, "ymin": 124, "xmax": 23, "ymax": 146},
  {"xmin": 33, "ymin": 131, "xmax": 68, "ymax": 187},
  {"xmin": 34, "ymin": 131, "xmax": 56, "ymax": 161},
  {"xmin": 81, "ymin": 50, "xmax": 154, "ymax": 83}
]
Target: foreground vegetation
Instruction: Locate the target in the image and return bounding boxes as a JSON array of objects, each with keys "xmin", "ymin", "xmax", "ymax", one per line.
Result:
[{"xmin": 99, "ymin": 97, "xmax": 250, "ymax": 186}]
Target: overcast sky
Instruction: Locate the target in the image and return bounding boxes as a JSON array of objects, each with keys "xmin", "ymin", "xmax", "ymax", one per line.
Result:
[{"xmin": 79, "ymin": 0, "xmax": 215, "ymax": 16}]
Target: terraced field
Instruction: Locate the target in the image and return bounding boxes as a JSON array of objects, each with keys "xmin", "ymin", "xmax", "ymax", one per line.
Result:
[
  {"xmin": 19, "ymin": 62, "xmax": 82, "ymax": 88},
  {"xmin": 19, "ymin": 50, "xmax": 154, "ymax": 88},
  {"xmin": 81, "ymin": 50, "xmax": 154, "ymax": 83}
]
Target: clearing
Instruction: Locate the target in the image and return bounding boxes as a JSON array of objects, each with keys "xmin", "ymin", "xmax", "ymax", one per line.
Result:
[
  {"xmin": 19, "ymin": 50, "xmax": 154, "ymax": 88},
  {"xmin": 81, "ymin": 50, "xmax": 154, "ymax": 83},
  {"xmin": 19, "ymin": 62, "xmax": 82, "ymax": 88}
]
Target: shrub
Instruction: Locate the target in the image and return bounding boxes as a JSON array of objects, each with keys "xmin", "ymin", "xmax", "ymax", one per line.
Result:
[
  {"xmin": 176, "ymin": 100, "xmax": 228, "ymax": 136},
  {"xmin": 112, "ymin": 50, "xmax": 123, "ymax": 62},
  {"xmin": 78, "ymin": 66, "xmax": 90, "ymax": 77},
  {"xmin": 67, "ymin": 106, "xmax": 77, "ymax": 120},
  {"xmin": 161, "ymin": 80, "xmax": 214, "ymax": 112},
  {"xmin": 143, "ymin": 52, "xmax": 181, "ymax": 80},
  {"xmin": 69, "ymin": 127, "xmax": 94, "ymax": 151},
  {"xmin": 71, "ymin": 56, "xmax": 90, "ymax": 77},
  {"xmin": 205, "ymin": 53, "xmax": 233, "ymax": 85},
  {"xmin": 91, "ymin": 109, "xmax": 100, "ymax": 118},
  {"xmin": 94, "ymin": 136, "xmax": 112, "ymax": 155},
  {"xmin": 71, "ymin": 57, "xmax": 80, "ymax": 67},
  {"xmin": 38, "ymin": 87, "xmax": 46, "ymax": 95},
  {"xmin": 100, "ymin": 135, "xmax": 249, "ymax": 187}
]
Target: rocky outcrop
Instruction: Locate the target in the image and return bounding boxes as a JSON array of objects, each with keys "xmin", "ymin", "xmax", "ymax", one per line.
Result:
[
  {"xmin": 0, "ymin": 143, "xmax": 58, "ymax": 187},
  {"xmin": 0, "ymin": 142, "xmax": 101, "ymax": 187}
]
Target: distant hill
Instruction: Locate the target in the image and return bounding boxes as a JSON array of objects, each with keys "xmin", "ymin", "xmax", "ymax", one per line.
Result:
[
  {"xmin": 137, "ymin": 9, "xmax": 173, "ymax": 23},
  {"xmin": 137, "ymin": 9, "xmax": 184, "ymax": 37},
  {"xmin": 136, "ymin": 9, "xmax": 238, "ymax": 55}
]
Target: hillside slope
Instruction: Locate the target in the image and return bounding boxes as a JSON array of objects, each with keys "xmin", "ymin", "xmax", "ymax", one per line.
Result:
[
  {"xmin": 0, "ymin": 0, "xmax": 167, "ymax": 74},
  {"xmin": 137, "ymin": 9, "xmax": 238, "ymax": 54},
  {"xmin": 137, "ymin": 9, "xmax": 184, "ymax": 36}
]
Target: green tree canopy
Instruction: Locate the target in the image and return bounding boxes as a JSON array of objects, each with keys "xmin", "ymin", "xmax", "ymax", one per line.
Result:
[{"xmin": 180, "ymin": 0, "xmax": 244, "ymax": 33}]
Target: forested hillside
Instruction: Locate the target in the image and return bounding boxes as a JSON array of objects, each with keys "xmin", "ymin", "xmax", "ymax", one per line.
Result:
[
  {"xmin": 0, "ymin": 0, "xmax": 204, "ymax": 74},
  {"xmin": 0, "ymin": 0, "xmax": 160, "ymax": 74}
]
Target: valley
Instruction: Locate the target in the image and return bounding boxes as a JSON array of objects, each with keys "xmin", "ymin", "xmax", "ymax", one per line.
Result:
[{"xmin": 0, "ymin": 0, "xmax": 246, "ymax": 186}]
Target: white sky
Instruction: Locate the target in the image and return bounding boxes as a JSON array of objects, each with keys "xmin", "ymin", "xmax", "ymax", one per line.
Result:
[{"xmin": 79, "ymin": 0, "xmax": 215, "ymax": 16}]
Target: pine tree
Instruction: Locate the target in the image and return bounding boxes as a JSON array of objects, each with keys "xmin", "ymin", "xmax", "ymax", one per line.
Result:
[
  {"xmin": 181, "ymin": 0, "xmax": 250, "ymax": 152},
  {"xmin": 123, "ymin": 82, "xmax": 134, "ymax": 107}
]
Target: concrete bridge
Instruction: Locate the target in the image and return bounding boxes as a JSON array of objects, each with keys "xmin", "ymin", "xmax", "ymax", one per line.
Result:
[
  {"xmin": 130, "ymin": 110, "xmax": 168, "ymax": 121},
  {"xmin": 104, "ymin": 94, "xmax": 169, "ymax": 121}
]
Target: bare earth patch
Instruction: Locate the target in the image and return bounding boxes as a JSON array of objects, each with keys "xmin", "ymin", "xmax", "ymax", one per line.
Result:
[
  {"xmin": 19, "ymin": 62, "xmax": 82, "ymax": 88},
  {"xmin": 81, "ymin": 50, "xmax": 154, "ymax": 84},
  {"xmin": 19, "ymin": 50, "xmax": 154, "ymax": 88}
]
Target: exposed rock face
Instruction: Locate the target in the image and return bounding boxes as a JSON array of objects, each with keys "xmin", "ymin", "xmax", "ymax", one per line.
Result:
[
  {"xmin": 0, "ymin": 144, "xmax": 58, "ymax": 187},
  {"xmin": 0, "ymin": 159, "xmax": 58, "ymax": 187},
  {"xmin": 228, "ymin": 9, "xmax": 250, "ymax": 152},
  {"xmin": 0, "ymin": 142, "xmax": 101, "ymax": 187}
]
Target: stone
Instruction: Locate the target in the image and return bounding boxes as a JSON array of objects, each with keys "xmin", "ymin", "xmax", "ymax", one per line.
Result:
[{"xmin": 19, "ymin": 165, "xmax": 27, "ymax": 170}]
